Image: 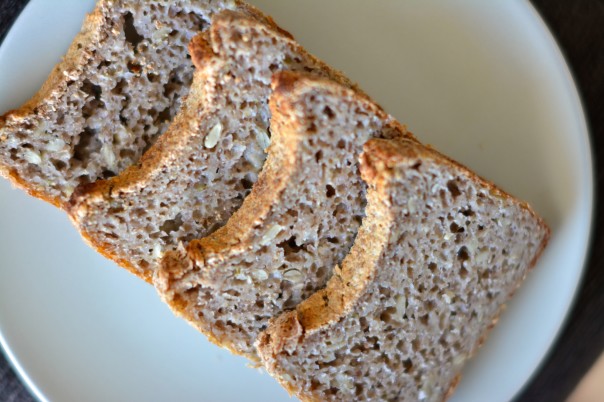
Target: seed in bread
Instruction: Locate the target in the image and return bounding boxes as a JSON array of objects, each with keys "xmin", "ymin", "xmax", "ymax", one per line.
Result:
[{"xmin": 256, "ymin": 138, "xmax": 550, "ymax": 401}]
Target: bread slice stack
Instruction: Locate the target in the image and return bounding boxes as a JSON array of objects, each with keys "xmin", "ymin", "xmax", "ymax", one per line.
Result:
[
  {"xmin": 68, "ymin": 10, "xmax": 358, "ymax": 281},
  {"xmin": 155, "ymin": 71, "xmax": 413, "ymax": 359},
  {"xmin": 0, "ymin": 1, "xmax": 551, "ymax": 400}
]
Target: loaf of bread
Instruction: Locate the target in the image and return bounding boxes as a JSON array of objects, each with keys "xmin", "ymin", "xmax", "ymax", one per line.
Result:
[
  {"xmin": 155, "ymin": 71, "xmax": 413, "ymax": 360},
  {"xmin": 256, "ymin": 138, "xmax": 550, "ymax": 401},
  {"xmin": 68, "ymin": 11, "xmax": 358, "ymax": 281},
  {"xmin": 0, "ymin": 0, "xmax": 278, "ymax": 208}
]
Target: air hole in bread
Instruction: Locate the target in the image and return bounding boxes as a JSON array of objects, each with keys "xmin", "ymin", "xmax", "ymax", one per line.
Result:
[
  {"xmin": 73, "ymin": 128, "xmax": 100, "ymax": 162},
  {"xmin": 379, "ymin": 307, "xmax": 397, "ymax": 324},
  {"xmin": 367, "ymin": 336, "xmax": 380, "ymax": 350},
  {"xmin": 160, "ymin": 214, "xmax": 183, "ymax": 235},
  {"xmin": 354, "ymin": 384, "xmax": 364, "ymax": 397},
  {"xmin": 457, "ymin": 246, "xmax": 470, "ymax": 262},
  {"xmin": 123, "ymin": 12, "xmax": 144, "ymax": 50},
  {"xmin": 236, "ymin": 177, "xmax": 252, "ymax": 191},
  {"xmin": 403, "ymin": 358, "xmax": 413, "ymax": 372},
  {"xmin": 315, "ymin": 150, "xmax": 323, "ymax": 162},
  {"xmin": 326, "ymin": 184, "xmax": 336, "ymax": 198},
  {"xmin": 449, "ymin": 222, "xmax": 464, "ymax": 233},
  {"xmin": 127, "ymin": 61, "xmax": 142, "ymax": 74},
  {"xmin": 102, "ymin": 170, "xmax": 116, "ymax": 179},
  {"xmin": 111, "ymin": 78, "xmax": 127, "ymax": 96},
  {"xmin": 323, "ymin": 106, "xmax": 335, "ymax": 119},
  {"xmin": 155, "ymin": 106, "xmax": 172, "ymax": 125},
  {"xmin": 81, "ymin": 79, "xmax": 102, "ymax": 101},
  {"xmin": 277, "ymin": 236, "xmax": 307, "ymax": 254},
  {"xmin": 461, "ymin": 207, "xmax": 475, "ymax": 217},
  {"xmin": 316, "ymin": 266, "xmax": 327, "ymax": 281},
  {"xmin": 77, "ymin": 174, "xmax": 91, "ymax": 185},
  {"xmin": 447, "ymin": 179, "xmax": 461, "ymax": 198},
  {"xmin": 119, "ymin": 148, "xmax": 135, "ymax": 160},
  {"xmin": 359, "ymin": 316, "xmax": 369, "ymax": 332},
  {"xmin": 163, "ymin": 69, "xmax": 185, "ymax": 97},
  {"xmin": 326, "ymin": 237, "xmax": 340, "ymax": 244}
]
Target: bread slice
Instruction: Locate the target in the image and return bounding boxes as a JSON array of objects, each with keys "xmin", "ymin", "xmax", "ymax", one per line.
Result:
[
  {"xmin": 256, "ymin": 138, "xmax": 550, "ymax": 401},
  {"xmin": 68, "ymin": 12, "xmax": 360, "ymax": 281},
  {"xmin": 0, "ymin": 0, "xmax": 270, "ymax": 207},
  {"xmin": 154, "ymin": 71, "xmax": 413, "ymax": 360}
]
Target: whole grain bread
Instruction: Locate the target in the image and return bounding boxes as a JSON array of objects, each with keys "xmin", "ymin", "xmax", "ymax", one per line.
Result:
[
  {"xmin": 256, "ymin": 138, "xmax": 550, "ymax": 401},
  {"xmin": 68, "ymin": 12, "xmax": 361, "ymax": 281},
  {"xmin": 154, "ymin": 72, "xmax": 413, "ymax": 360},
  {"xmin": 0, "ymin": 0, "xmax": 271, "ymax": 207}
]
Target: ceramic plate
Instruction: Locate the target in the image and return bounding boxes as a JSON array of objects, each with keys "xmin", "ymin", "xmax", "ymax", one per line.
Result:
[{"xmin": 0, "ymin": 1, "xmax": 592, "ymax": 401}]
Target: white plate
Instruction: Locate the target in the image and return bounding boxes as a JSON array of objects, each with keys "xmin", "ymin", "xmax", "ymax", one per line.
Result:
[{"xmin": 0, "ymin": 1, "xmax": 593, "ymax": 401}]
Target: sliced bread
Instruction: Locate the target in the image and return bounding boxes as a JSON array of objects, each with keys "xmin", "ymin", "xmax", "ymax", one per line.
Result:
[
  {"xmin": 154, "ymin": 72, "xmax": 413, "ymax": 360},
  {"xmin": 0, "ymin": 0, "xmax": 270, "ymax": 207},
  {"xmin": 68, "ymin": 12, "xmax": 359, "ymax": 281},
  {"xmin": 256, "ymin": 138, "xmax": 550, "ymax": 401}
]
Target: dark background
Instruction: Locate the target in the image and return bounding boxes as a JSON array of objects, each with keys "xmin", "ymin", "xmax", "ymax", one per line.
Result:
[{"xmin": 0, "ymin": 1, "xmax": 602, "ymax": 401}]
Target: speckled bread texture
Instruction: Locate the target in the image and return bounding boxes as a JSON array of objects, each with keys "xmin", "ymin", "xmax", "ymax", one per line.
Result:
[
  {"xmin": 68, "ymin": 11, "xmax": 361, "ymax": 282},
  {"xmin": 0, "ymin": 0, "xmax": 265, "ymax": 208},
  {"xmin": 257, "ymin": 138, "xmax": 550, "ymax": 401},
  {"xmin": 154, "ymin": 72, "xmax": 413, "ymax": 360}
]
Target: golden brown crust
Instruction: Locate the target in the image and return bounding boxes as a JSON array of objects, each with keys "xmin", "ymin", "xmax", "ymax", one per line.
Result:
[
  {"xmin": 69, "ymin": 212, "xmax": 152, "ymax": 282},
  {"xmin": 0, "ymin": 168, "xmax": 64, "ymax": 209},
  {"xmin": 227, "ymin": 2, "xmax": 294, "ymax": 40},
  {"xmin": 188, "ymin": 33, "xmax": 214, "ymax": 70},
  {"xmin": 443, "ymin": 374, "xmax": 462, "ymax": 401}
]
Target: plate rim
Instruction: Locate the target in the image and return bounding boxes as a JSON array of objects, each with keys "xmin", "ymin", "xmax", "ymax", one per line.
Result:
[
  {"xmin": 0, "ymin": 0, "xmax": 595, "ymax": 401},
  {"xmin": 510, "ymin": 0, "xmax": 595, "ymax": 398}
]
